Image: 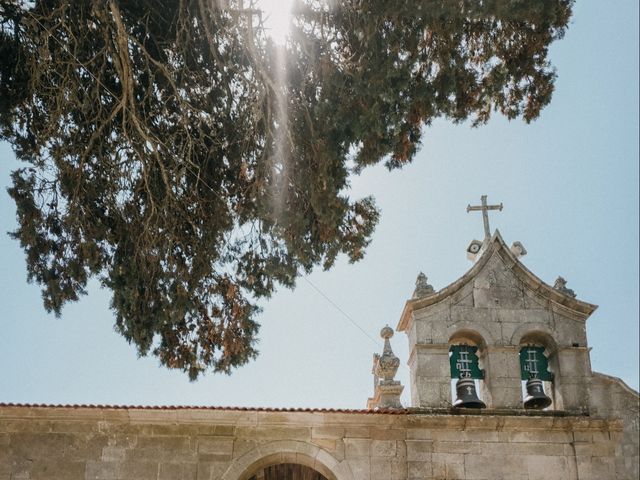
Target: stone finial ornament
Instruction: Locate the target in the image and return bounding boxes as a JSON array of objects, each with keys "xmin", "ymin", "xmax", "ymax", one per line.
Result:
[
  {"xmin": 510, "ymin": 241, "xmax": 527, "ymax": 258},
  {"xmin": 553, "ymin": 276, "xmax": 576, "ymax": 298},
  {"xmin": 367, "ymin": 325, "xmax": 404, "ymax": 409},
  {"xmin": 413, "ymin": 272, "xmax": 434, "ymax": 298},
  {"xmin": 466, "ymin": 239, "xmax": 484, "ymax": 262},
  {"xmin": 375, "ymin": 326, "xmax": 400, "ymax": 383}
]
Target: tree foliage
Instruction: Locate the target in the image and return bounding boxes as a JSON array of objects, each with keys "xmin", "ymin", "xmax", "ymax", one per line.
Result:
[{"xmin": 0, "ymin": 0, "xmax": 573, "ymax": 379}]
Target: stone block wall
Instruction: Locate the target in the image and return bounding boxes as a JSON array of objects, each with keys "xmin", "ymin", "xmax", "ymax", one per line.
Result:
[
  {"xmin": 589, "ymin": 373, "xmax": 640, "ymax": 480},
  {"xmin": 0, "ymin": 404, "xmax": 635, "ymax": 480}
]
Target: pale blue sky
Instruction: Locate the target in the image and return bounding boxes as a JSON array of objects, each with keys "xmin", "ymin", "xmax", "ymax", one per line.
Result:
[{"xmin": 0, "ymin": 1, "xmax": 637, "ymax": 408}]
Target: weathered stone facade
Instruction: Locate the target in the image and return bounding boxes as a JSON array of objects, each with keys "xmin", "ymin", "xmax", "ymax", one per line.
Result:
[
  {"xmin": 392, "ymin": 231, "xmax": 639, "ymax": 479},
  {"xmin": 1, "ymin": 231, "xmax": 638, "ymax": 479},
  {"xmin": 398, "ymin": 232, "xmax": 597, "ymax": 413},
  {"xmin": 0, "ymin": 404, "xmax": 629, "ymax": 480}
]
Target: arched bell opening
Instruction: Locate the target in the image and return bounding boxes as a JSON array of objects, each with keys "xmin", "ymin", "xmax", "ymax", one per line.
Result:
[
  {"xmin": 448, "ymin": 330, "xmax": 488, "ymax": 409},
  {"xmin": 519, "ymin": 331, "xmax": 559, "ymax": 410},
  {"xmin": 248, "ymin": 463, "xmax": 329, "ymax": 480}
]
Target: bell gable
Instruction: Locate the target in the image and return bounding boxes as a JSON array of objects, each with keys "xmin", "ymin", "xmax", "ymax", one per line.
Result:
[
  {"xmin": 397, "ymin": 230, "xmax": 598, "ymax": 412},
  {"xmin": 398, "ymin": 230, "xmax": 597, "ymax": 337}
]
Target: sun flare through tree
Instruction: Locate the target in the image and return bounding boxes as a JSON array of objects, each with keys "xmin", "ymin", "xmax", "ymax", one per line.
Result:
[{"xmin": 0, "ymin": 0, "xmax": 574, "ymax": 379}]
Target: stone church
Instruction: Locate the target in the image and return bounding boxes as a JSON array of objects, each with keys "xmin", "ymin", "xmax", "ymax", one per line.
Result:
[{"xmin": 1, "ymin": 198, "xmax": 638, "ymax": 479}]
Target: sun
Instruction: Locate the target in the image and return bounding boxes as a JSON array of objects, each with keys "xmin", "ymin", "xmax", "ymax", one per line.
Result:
[{"xmin": 255, "ymin": 0, "xmax": 294, "ymax": 45}]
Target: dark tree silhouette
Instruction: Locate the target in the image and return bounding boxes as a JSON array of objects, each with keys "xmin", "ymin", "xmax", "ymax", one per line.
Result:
[{"xmin": 0, "ymin": 0, "xmax": 573, "ymax": 379}]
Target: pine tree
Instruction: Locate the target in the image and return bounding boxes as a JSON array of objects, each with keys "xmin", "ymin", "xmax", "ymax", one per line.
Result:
[{"xmin": 0, "ymin": 0, "xmax": 573, "ymax": 379}]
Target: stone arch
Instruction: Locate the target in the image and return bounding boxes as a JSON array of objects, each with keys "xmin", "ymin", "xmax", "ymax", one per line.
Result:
[
  {"xmin": 221, "ymin": 440, "xmax": 353, "ymax": 480},
  {"xmin": 510, "ymin": 324, "xmax": 558, "ymax": 353},
  {"xmin": 448, "ymin": 327, "xmax": 491, "ymax": 378},
  {"xmin": 447, "ymin": 327, "xmax": 491, "ymax": 350}
]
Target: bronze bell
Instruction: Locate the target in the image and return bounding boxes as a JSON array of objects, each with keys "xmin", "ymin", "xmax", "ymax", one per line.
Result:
[
  {"xmin": 453, "ymin": 377, "xmax": 486, "ymax": 408},
  {"xmin": 523, "ymin": 378, "xmax": 552, "ymax": 410}
]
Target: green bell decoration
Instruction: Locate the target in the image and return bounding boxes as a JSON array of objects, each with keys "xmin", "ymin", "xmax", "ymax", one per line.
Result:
[
  {"xmin": 450, "ymin": 345, "xmax": 486, "ymax": 409},
  {"xmin": 520, "ymin": 346, "xmax": 553, "ymax": 410}
]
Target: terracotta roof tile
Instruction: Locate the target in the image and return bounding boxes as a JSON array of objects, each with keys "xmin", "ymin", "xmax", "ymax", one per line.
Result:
[{"xmin": 0, "ymin": 402, "xmax": 409, "ymax": 414}]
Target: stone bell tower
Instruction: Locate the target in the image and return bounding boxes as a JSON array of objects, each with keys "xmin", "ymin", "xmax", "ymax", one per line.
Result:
[{"xmin": 396, "ymin": 196, "xmax": 598, "ymax": 412}]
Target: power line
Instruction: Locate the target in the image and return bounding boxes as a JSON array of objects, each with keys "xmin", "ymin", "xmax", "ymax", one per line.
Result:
[{"xmin": 303, "ymin": 276, "xmax": 381, "ymax": 347}]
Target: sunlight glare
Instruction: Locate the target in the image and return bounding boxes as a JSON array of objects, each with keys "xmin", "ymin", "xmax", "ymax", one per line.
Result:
[{"xmin": 256, "ymin": 0, "xmax": 294, "ymax": 45}]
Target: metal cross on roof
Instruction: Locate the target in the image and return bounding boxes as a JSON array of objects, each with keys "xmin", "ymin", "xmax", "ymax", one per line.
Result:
[{"xmin": 467, "ymin": 195, "xmax": 503, "ymax": 240}]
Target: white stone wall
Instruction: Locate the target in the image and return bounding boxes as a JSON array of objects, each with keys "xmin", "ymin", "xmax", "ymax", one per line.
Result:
[
  {"xmin": 589, "ymin": 373, "xmax": 640, "ymax": 480},
  {"xmin": 0, "ymin": 405, "xmax": 634, "ymax": 480}
]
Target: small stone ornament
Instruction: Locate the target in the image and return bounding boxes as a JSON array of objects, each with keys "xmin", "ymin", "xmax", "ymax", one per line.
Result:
[
  {"xmin": 375, "ymin": 326, "xmax": 401, "ymax": 383},
  {"xmin": 413, "ymin": 272, "xmax": 434, "ymax": 298},
  {"xmin": 466, "ymin": 239, "xmax": 484, "ymax": 262},
  {"xmin": 553, "ymin": 276, "xmax": 576, "ymax": 298},
  {"xmin": 368, "ymin": 325, "xmax": 404, "ymax": 409},
  {"xmin": 510, "ymin": 241, "xmax": 527, "ymax": 258}
]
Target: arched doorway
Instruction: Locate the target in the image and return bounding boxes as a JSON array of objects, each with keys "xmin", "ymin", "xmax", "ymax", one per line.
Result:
[
  {"xmin": 221, "ymin": 440, "xmax": 348, "ymax": 480},
  {"xmin": 248, "ymin": 463, "xmax": 328, "ymax": 480}
]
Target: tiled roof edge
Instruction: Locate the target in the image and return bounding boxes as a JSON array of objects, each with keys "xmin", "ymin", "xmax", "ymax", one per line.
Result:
[{"xmin": 0, "ymin": 402, "xmax": 409, "ymax": 415}]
